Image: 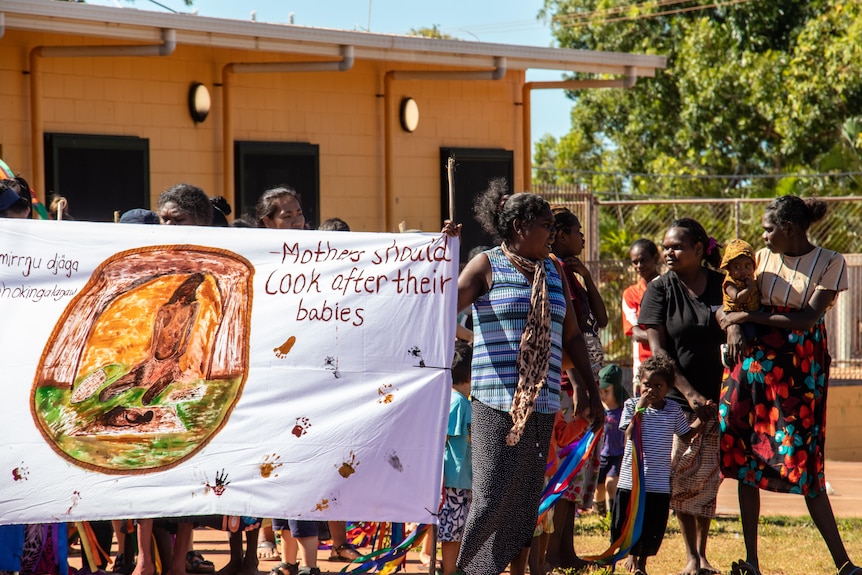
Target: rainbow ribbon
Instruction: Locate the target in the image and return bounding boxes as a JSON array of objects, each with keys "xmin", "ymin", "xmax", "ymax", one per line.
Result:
[
  {"xmin": 341, "ymin": 524, "xmax": 430, "ymax": 575},
  {"xmin": 536, "ymin": 427, "xmax": 602, "ymax": 525},
  {"xmin": 0, "ymin": 158, "xmax": 14, "ymax": 179},
  {"xmin": 0, "ymin": 158, "xmax": 49, "ymax": 219},
  {"xmin": 325, "ymin": 522, "xmax": 377, "ymax": 550},
  {"xmin": 583, "ymin": 414, "xmax": 646, "ymax": 565}
]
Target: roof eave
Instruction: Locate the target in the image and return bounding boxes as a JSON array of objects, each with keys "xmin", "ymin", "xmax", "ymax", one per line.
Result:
[{"xmin": 0, "ymin": 0, "xmax": 666, "ymax": 76}]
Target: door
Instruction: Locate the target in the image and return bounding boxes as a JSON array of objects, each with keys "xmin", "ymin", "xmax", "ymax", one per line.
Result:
[
  {"xmin": 234, "ymin": 142, "xmax": 320, "ymax": 229},
  {"xmin": 440, "ymin": 147, "xmax": 514, "ymax": 264}
]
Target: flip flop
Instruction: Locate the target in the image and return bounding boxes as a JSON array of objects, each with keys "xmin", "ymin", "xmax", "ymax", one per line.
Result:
[
  {"xmin": 270, "ymin": 562, "xmax": 298, "ymax": 575},
  {"xmin": 185, "ymin": 551, "xmax": 215, "ymax": 574},
  {"xmin": 329, "ymin": 543, "xmax": 361, "ymax": 562},
  {"xmin": 730, "ymin": 560, "xmax": 760, "ymax": 575}
]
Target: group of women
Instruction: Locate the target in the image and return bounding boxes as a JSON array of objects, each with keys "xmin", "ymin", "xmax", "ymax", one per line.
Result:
[
  {"xmin": 446, "ymin": 189, "xmax": 858, "ymax": 575},
  {"xmin": 2, "ymin": 175, "xmax": 857, "ymax": 575}
]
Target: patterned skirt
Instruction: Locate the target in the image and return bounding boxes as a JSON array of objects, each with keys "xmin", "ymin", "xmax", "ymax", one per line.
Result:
[
  {"xmin": 457, "ymin": 401, "xmax": 554, "ymax": 575},
  {"xmin": 719, "ymin": 307, "xmax": 830, "ymax": 496},
  {"xmin": 670, "ymin": 416, "xmax": 720, "ymax": 518}
]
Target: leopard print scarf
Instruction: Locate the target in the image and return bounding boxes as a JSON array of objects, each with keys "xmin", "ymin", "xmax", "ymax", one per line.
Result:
[{"xmin": 501, "ymin": 242, "xmax": 552, "ymax": 446}]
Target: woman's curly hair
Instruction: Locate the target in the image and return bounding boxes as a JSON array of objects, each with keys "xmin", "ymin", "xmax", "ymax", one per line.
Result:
[
  {"xmin": 157, "ymin": 183, "xmax": 213, "ymax": 226},
  {"xmin": 765, "ymin": 195, "xmax": 827, "ymax": 233},
  {"xmin": 473, "ymin": 178, "xmax": 549, "ymax": 243}
]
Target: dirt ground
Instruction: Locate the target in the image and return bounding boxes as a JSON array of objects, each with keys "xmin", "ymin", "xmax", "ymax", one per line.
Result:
[
  {"xmin": 715, "ymin": 460, "xmax": 862, "ymax": 518},
  {"xmin": 68, "ymin": 460, "xmax": 862, "ymax": 575}
]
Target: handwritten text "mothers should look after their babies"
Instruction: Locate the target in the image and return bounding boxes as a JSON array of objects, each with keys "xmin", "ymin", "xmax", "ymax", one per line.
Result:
[{"xmin": 264, "ymin": 237, "xmax": 456, "ymax": 326}]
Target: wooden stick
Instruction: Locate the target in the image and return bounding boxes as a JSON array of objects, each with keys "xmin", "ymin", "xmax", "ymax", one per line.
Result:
[
  {"xmin": 56, "ymin": 197, "xmax": 67, "ymax": 221},
  {"xmin": 446, "ymin": 157, "xmax": 455, "ymax": 223}
]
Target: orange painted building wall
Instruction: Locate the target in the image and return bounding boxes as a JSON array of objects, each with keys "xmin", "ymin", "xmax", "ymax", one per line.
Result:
[
  {"xmin": 826, "ymin": 385, "xmax": 862, "ymax": 462},
  {"xmin": 0, "ymin": 29, "xmax": 526, "ymax": 231}
]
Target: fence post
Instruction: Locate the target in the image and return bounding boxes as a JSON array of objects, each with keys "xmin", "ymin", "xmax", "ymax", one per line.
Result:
[
  {"xmin": 734, "ymin": 200, "xmax": 741, "ymax": 239},
  {"xmin": 589, "ymin": 193, "xmax": 600, "ymax": 263}
]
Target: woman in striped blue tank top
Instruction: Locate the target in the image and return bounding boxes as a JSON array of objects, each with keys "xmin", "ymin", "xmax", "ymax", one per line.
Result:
[{"xmin": 443, "ymin": 179, "xmax": 603, "ymax": 575}]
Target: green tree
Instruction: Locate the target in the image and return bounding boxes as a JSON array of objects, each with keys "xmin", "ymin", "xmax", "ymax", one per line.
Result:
[
  {"xmin": 537, "ymin": 0, "xmax": 862, "ymax": 198},
  {"xmin": 407, "ymin": 24, "xmax": 457, "ymax": 40}
]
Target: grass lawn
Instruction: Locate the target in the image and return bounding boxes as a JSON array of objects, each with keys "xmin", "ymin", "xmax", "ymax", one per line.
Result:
[{"xmin": 565, "ymin": 513, "xmax": 862, "ymax": 575}]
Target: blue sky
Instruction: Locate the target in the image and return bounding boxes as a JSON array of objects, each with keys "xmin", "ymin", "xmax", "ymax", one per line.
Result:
[{"xmin": 83, "ymin": 0, "xmax": 574, "ymax": 147}]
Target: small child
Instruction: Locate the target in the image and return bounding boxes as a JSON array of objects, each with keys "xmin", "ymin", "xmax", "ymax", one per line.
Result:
[
  {"xmin": 437, "ymin": 340, "xmax": 473, "ymax": 575},
  {"xmin": 596, "ymin": 364, "xmax": 629, "ymax": 519},
  {"xmin": 611, "ymin": 355, "xmax": 701, "ymax": 575},
  {"xmin": 720, "ymin": 239, "xmax": 760, "ymax": 348}
]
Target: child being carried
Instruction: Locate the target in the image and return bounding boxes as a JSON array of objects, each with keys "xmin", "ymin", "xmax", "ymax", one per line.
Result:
[{"xmin": 720, "ymin": 239, "xmax": 760, "ymax": 364}]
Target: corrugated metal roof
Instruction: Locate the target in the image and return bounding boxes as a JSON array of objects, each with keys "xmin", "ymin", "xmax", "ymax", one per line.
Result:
[{"xmin": 0, "ymin": 0, "xmax": 666, "ymax": 76}]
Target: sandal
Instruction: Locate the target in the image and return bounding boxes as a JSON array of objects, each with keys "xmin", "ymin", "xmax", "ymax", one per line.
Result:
[
  {"xmin": 186, "ymin": 551, "xmax": 215, "ymax": 574},
  {"xmin": 329, "ymin": 543, "xmax": 361, "ymax": 562},
  {"xmin": 730, "ymin": 560, "xmax": 760, "ymax": 575},
  {"xmin": 270, "ymin": 562, "xmax": 299, "ymax": 575},
  {"xmin": 111, "ymin": 553, "xmax": 134, "ymax": 575}
]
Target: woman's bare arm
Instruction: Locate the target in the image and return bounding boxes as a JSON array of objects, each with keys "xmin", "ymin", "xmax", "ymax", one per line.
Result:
[
  {"xmin": 721, "ymin": 289, "xmax": 836, "ymax": 332},
  {"xmin": 566, "ymin": 256, "xmax": 608, "ymax": 328},
  {"xmin": 558, "ymin": 260, "xmax": 604, "ymax": 429},
  {"xmin": 456, "ymin": 253, "xmax": 491, "ymax": 314},
  {"xmin": 646, "ymin": 325, "xmax": 715, "ymax": 421}
]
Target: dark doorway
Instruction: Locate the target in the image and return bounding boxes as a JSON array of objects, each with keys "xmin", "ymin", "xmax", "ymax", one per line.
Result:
[
  {"xmin": 44, "ymin": 133, "xmax": 150, "ymax": 222},
  {"xmin": 440, "ymin": 147, "xmax": 514, "ymax": 264},
  {"xmin": 234, "ymin": 141, "xmax": 320, "ymax": 228}
]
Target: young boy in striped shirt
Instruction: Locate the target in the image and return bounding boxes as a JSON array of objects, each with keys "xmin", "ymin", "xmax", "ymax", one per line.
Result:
[{"xmin": 611, "ymin": 354, "xmax": 703, "ymax": 575}]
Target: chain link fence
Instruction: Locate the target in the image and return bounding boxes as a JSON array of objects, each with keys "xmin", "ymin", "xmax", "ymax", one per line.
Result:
[{"xmin": 535, "ymin": 184, "xmax": 862, "ymax": 382}]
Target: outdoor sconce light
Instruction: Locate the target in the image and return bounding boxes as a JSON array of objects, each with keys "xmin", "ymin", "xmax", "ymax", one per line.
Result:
[
  {"xmin": 188, "ymin": 82, "xmax": 211, "ymax": 124},
  {"xmin": 400, "ymin": 97, "xmax": 419, "ymax": 133}
]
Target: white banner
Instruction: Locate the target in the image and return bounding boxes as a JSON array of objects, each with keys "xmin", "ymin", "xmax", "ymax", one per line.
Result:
[{"xmin": 0, "ymin": 219, "xmax": 458, "ymax": 525}]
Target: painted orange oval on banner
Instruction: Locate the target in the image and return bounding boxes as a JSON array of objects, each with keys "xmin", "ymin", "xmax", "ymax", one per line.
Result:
[{"xmin": 31, "ymin": 245, "xmax": 253, "ymax": 474}]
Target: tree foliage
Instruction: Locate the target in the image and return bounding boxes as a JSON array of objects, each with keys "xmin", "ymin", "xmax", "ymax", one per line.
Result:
[
  {"xmin": 407, "ymin": 24, "xmax": 457, "ymax": 40},
  {"xmin": 537, "ymin": 0, "xmax": 862, "ymax": 199}
]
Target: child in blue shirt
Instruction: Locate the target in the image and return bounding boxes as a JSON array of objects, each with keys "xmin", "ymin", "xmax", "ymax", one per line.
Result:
[{"xmin": 438, "ymin": 340, "xmax": 473, "ymax": 575}]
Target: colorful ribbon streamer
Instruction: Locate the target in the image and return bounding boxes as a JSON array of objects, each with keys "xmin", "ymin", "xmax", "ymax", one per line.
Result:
[
  {"xmin": 583, "ymin": 413, "xmax": 645, "ymax": 565},
  {"xmin": 536, "ymin": 427, "xmax": 602, "ymax": 525},
  {"xmin": 341, "ymin": 523, "xmax": 430, "ymax": 575},
  {"xmin": 345, "ymin": 522, "xmax": 380, "ymax": 549},
  {"xmin": 0, "ymin": 158, "xmax": 49, "ymax": 219}
]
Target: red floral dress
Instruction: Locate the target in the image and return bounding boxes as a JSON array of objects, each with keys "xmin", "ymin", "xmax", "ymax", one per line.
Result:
[{"xmin": 719, "ymin": 307, "xmax": 829, "ymax": 496}]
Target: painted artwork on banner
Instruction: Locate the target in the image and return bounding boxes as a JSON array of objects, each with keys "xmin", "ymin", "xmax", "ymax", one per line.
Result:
[
  {"xmin": 33, "ymin": 245, "xmax": 253, "ymax": 473},
  {"xmin": 0, "ymin": 220, "xmax": 457, "ymax": 525}
]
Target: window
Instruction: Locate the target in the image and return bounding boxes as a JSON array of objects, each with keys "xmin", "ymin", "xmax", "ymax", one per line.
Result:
[{"xmin": 44, "ymin": 133, "xmax": 150, "ymax": 222}]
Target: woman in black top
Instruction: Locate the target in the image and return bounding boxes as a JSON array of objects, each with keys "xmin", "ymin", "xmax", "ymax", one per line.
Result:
[{"xmin": 638, "ymin": 218, "xmax": 725, "ymax": 575}]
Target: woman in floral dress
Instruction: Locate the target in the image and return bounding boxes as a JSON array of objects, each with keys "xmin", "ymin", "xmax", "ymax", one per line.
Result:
[{"xmin": 719, "ymin": 196, "xmax": 858, "ymax": 575}]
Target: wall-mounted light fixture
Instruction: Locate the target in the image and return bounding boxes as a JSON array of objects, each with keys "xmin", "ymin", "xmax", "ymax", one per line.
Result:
[
  {"xmin": 188, "ymin": 83, "xmax": 211, "ymax": 124},
  {"xmin": 399, "ymin": 97, "xmax": 419, "ymax": 133}
]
